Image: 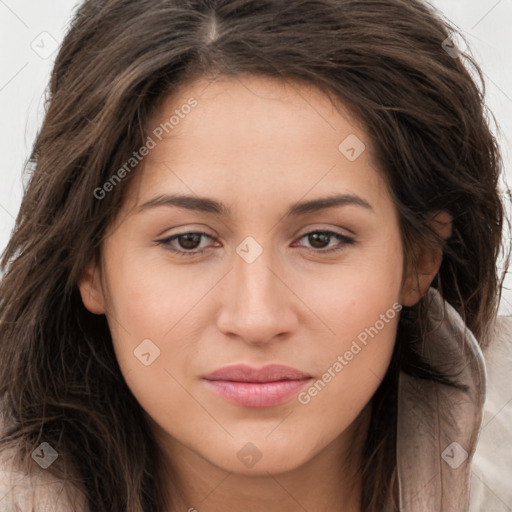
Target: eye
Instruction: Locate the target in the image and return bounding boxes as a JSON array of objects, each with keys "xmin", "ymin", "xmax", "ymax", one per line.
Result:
[
  {"xmin": 156, "ymin": 229, "xmax": 355, "ymax": 257},
  {"xmin": 156, "ymin": 231, "xmax": 216, "ymax": 257},
  {"xmin": 292, "ymin": 230, "xmax": 355, "ymax": 254}
]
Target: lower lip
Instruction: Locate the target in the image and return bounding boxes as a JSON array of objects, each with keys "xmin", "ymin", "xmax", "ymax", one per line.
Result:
[{"xmin": 202, "ymin": 378, "xmax": 312, "ymax": 407}]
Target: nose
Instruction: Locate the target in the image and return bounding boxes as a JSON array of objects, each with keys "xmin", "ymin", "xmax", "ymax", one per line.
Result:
[{"xmin": 216, "ymin": 244, "xmax": 299, "ymax": 346}]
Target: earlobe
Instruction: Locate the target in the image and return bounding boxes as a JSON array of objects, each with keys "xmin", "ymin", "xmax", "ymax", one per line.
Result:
[
  {"xmin": 400, "ymin": 210, "xmax": 452, "ymax": 307},
  {"xmin": 77, "ymin": 261, "xmax": 106, "ymax": 315}
]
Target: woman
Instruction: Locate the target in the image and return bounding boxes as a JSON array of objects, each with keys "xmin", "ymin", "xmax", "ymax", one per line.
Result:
[{"xmin": 0, "ymin": 0, "xmax": 510, "ymax": 510}]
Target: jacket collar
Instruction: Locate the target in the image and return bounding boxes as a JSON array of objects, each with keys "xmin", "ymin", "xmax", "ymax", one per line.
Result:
[{"xmin": 396, "ymin": 287, "xmax": 487, "ymax": 511}]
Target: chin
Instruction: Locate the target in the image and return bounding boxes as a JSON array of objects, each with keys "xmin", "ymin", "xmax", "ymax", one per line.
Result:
[{"xmin": 203, "ymin": 437, "xmax": 314, "ymax": 475}]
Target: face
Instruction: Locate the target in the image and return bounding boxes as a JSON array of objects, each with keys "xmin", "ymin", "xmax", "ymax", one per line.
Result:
[{"xmin": 79, "ymin": 74, "xmax": 423, "ymax": 478}]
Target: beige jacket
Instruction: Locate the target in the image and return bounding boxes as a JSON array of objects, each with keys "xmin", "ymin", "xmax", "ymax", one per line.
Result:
[
  {"xmin": 0, "ymin": 289, "xmax": 511, "ymax": 511},
  {"xmin": 397, "ymin": 289, "xmax": 512, "ymax": 511}
]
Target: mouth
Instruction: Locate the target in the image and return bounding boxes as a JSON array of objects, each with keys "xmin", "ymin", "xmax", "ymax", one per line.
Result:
[{"xmin": 202, "ymin": 364, "xmax": 313, "ymax": 408}]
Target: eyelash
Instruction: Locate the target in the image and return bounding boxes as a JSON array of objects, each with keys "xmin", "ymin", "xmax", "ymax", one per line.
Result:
[{"xmin": 156, "ymin": 230, "xmax": 355, "ymax": 257}]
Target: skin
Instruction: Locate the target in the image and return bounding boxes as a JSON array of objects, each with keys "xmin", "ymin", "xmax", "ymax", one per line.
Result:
[{"xmin": 79, "ymin": 74, "xmax": 447, "ymax": 511}]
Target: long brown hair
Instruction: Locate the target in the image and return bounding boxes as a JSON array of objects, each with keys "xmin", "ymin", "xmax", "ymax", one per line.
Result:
[{"xmin": 0, "ymin": 0, "xmax": 507, "ymax": 510}]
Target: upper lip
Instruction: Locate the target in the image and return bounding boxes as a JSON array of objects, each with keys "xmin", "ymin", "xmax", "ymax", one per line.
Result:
[{"xmin": 203, "ymin": 364, "xmax": 312, "ymax": 383}]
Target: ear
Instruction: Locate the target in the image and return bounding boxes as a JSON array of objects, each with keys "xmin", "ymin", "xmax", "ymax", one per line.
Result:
[
  {"xmin": 77, "ymin": 260, "xmax": 106, "ymax": 315},
  {"xmin": 401, "ymin": 211, "xmax": 452, "ymax": 307}
]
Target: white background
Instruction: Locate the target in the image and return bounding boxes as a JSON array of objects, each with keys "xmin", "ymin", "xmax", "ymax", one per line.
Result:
[{"xmin": 1, "ymin": 0, "xmax": 511, "ymax": 314}]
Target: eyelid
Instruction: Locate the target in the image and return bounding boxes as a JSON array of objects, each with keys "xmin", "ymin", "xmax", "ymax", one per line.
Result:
[{"xmin": 294, "ymin": 225, "xmax": 355, "ymax": 240}]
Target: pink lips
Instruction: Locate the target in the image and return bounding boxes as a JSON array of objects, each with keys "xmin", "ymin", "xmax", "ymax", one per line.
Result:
[{"xmin": 202, "ymin": 364, "xmax": 313, "ymax": 408}]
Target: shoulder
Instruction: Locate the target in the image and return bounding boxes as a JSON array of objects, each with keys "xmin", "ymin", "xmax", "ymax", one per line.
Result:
[
  {"xmin": 470, "ymin": 315, "xmax": 512, "ymax": 511},
  {"xmin": 0, "ymin": 446, "xmax": 88, "ymax": 512}
]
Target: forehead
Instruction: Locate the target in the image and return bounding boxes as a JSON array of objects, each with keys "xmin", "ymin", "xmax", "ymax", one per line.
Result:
[
  {"xmin": 148, "ymin": 73, "xmax": 366, "ymax": 153},
  {"xmin": 123, "ymin": 74, "xmax": 391, "ymax": 214}
]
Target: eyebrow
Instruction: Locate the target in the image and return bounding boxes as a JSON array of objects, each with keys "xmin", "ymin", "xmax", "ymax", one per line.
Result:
[{"xmin": 137, "ymin": 193, "xmax": 374, "ymax": 217}]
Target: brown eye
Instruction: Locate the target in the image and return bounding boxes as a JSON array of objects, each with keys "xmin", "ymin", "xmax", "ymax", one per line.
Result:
[
  {"xmin": 156, "ymin": 231, "xmax": 215, "ymax": 256},
  {"xmin": 294, "ymin": 230, "xmax": 355, "ymax": 253},
  {"xmin": 174, "ymin": 233, "xmax": 203, "ymax": 250}
]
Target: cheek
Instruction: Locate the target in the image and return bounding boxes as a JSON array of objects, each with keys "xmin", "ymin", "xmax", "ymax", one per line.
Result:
[
  {"xmin": 292, "ymin": 243, "xmax": 402, "ymax": 420},
  {"xmin": 294, "ymin": 241, "xmax": 403, "ymax": 351},
  {"xmin": 291, "ymin": 289, "xmax": 399, "ymax": 389},
  {"xmin": 100, "ymin": 247, "xmax": 216, "ymax": 417},
  {"xmin": 289, "ymin": 311, "xmax": 398, "ymax": 465},
  {"xmin": 102, "ymin": 244, "xmax": 213, "ymax": 342}
]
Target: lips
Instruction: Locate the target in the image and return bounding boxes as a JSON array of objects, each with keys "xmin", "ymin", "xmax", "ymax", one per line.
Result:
[
  {"xmin": 202, "ymin": 364, "xmax": 313, "ymax": 408},
  {"xmin": 203, "ymin": 363, "xmax": 311, "ymax": 383}
]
